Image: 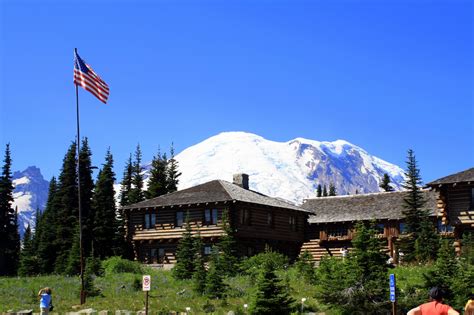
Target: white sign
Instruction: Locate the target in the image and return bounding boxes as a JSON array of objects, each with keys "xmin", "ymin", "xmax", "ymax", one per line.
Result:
[{"xmin": 143, "ymin": 275, "xmax": 151, "ymax": 291}]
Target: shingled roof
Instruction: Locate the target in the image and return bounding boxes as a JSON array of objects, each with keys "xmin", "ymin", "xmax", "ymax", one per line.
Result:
[
  {"xmin": 301, "ymin": 190, "xmax": 438, "ymax": 224},
  {"xmin": 427, "ymin": 167, "xmax": 474, "ymax": 186},
  {"xmin": 122, "ymin": 180, "xmax": 310, "ymax": 213}
]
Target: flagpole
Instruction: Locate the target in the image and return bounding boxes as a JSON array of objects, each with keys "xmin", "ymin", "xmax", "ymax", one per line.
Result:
[{"xmin": 75, "ymin": 48, "xmax": 86, "ymax": 304}]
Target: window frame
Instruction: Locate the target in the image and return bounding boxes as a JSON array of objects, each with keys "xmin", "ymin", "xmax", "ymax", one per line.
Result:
[
  {"xmin": 143, "ymin": 212, "xmax": 156, "ymax": 230},
  {"xmin": 175, "ymin": 211, "xmax": 184, "ymax": 228}
]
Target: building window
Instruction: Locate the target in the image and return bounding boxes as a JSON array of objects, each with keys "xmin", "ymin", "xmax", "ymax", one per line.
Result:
[
  {"xmin": 144, "ymin": 213, "xmax": 156, "ymax": 229},
  {"xmin": 150, "ymin": 248, "xmax": 157, "ymax": 263},
  {"xmin": 327, "ymin": 226, "xmax": 348, "ymax": 238},
  {"xmin": 158, "ymin": 248, "xmax": 165, "ymax": 263},
  {"xmin": 471, "ymin": 188, "xmax": 474, "ymax": 209},
  {"xmin": 204, "ymin": 245, "xmax": 212, "ymax": 255},
  {"xmin": 289, "ymin": 215, "xmax": 297, "ymax": 231},
  {"xmin": 376, "ymin": 223, "xmax": 384, "ymax": 235},
  {"xmin": 246, "ymin": 246, "xmax": 255, "ymax": 257},
  {"xmin": 437, "ymin": 218, "xmax": 454, "ymax": 233},
  {"xmin": 176, "ymin": 211, "xmax": 184, "ymax": 228},
  {"xmin": 240, "ymin": 209, "xmax": 251, "ymax": 225},
  {"xmin": 399, "ymin": 223, "xmax": 407, "ymax": 234},
  {"xmin": 204, "ymin": 209, "xmax": 218, "ymax": 225},
  {"xmin": 267, "ymin": 212, "xmax": 274, "ymax": 228}
]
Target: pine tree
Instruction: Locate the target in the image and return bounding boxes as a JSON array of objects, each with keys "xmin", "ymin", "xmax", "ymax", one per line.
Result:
[
  {"xmin": 400, "ymin": 149, "xmax": 436, "ymax": 263},
  {"xmin": 295, "ymin": 250, "xmax": 316, "ymax": 284},
  {"xmin": 78, "ymin": 138, "xmax": 95, "ymax": 259},
  {"xmin": 92, "ymin": 149, "xmax": 117, "ymax": 259},
  {"xmin": 172, "ymin": 214, "xmax": 195, "ymax": 279},
  {"xmin": 145, "ymin": 148, "xmax": 168, "ymax": 199},
  {"xmin": 328, "ymin": 183, "xmax": 337, "ymax": 196},
  {"xmin": 36, "ymin": 177, "xmax": 60, "ymax": 274},
  {"xmin": 53, "ymin": 142, "xmax": 79, "ymax": 274},
  {"xmin": 18, "ymin": 225, "xmax": 38, "ymax": 276},
  {"xmin": 0, "ymin": 144, "xmax": 20, "ymax": 275},
  {"xmin": 322, "ymin": 184, "xmax": 328, "ymax": 197},
  {"xmin": 166, "ymin": 143, "xmax": 181, "ymax": 193},
  {"xmin": 65, "ymin": 226, "xmax": 81, "ymax": 275},
  {"xmin": 119, "ymin": 154, "xmax": 133, "ymax": 207},
  {"xmin": 129, "ymin": 144, "xmax": 144, "ymax": 204},
  {"xmin": 217, "ymin": 209, "xmax": 239, "ymax": 277},
  {"xmin": 192, "ymin": 234, "xmax": 207, "ymax": 295},
  {"xmin": 379, "ymin": 173, "xmax": 394, "ymax": 192},
  {"xmin": 205, "ymin": 247, "xmax": 227, "ymax": 299},
  {"xmin": 249, "ymin": 260, "xmax": 295, "ymax": 315},
  {"xmin": 414, "ymin": 219, "xmax": 439, "ymax": 263},
  {"xmin": 316, "ymin": 184, "xmax": 322, "ymax": 197}
]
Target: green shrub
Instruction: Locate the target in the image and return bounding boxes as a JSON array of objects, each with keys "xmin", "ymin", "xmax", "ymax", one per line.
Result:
[
  {"xmin": 240, "ymin": 250, "xmax": 289, "ymax": 276},
  {"xmin": 102, "ymin": 256, "xmax": 142, "ymax": 275}
]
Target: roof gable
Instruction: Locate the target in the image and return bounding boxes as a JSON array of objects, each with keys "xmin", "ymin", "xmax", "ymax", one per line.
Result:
[{"xmin": 123, "ymin": 180, "xmax": 309, "ymax": 212}]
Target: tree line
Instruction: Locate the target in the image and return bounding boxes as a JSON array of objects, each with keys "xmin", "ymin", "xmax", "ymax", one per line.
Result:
[{"xmin": 0, "ymin": 141, "xmax": 181, "ymax": 276}]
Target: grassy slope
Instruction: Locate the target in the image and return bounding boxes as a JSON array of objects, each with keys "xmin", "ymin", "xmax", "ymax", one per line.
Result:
[{"xmin": 0, "ymin": 268, "xmax": 322, "ymax": 314}]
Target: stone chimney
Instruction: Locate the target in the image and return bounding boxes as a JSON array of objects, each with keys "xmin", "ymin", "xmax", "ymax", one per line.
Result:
[{"xmin": 233, "ymin": 173, "xmax": 249, "ymax": 190}]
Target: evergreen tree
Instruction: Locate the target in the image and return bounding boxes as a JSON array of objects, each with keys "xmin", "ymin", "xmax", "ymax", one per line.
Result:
[
  {"xmin": 322, "ymin": 185, "xmax": 328, "ymax": 197},
  {"xmin": 414, "ymin": 219, "xmax": 439, "ymax": 263},
  {"xmin": 379, "ymin": 173, "xmax": 394, "ymax": 192},
  {"xmin": 217, "ymin": 209, "xmax": 239, "ymax": 277},
  {"xmin": 65, "ymin": 227, "xmax": 81, "ymax": 275},
  {"xmin": 92, "ymin": 149, "xmax": 117, "ymax": 259},
  {"xmin": 249, "ymin": 260, "xmax": 295, "ymax": 315},
  {"xmin": 129, "ymin": 144, "xmax": 144, "ymax": 204},
  {"xmin": 145, "ymin": 148, "xmax": 168, "ymax": 199},
  {"xmin": 78, "ymin": 138, "xmax": 95, "ymax": 259},
  {"xmin": 328, "ymin": 183, "xmax": 337, "ymax": 196},
  {"xmin": 36, "ymin": 177, "xmax": 60, "ymax": 274},
  {"xmin": 119, "ymin": 154, "xmax": 133, "ymax": 207},
  {"xmin": 173, "ymin": 214, "xmax": 195, "ymax": 279},
  {"xmin": 295, "ymin": 250, "xmax": 316, "ymax": 284},
  {"xmin": 205, "ymin": 247, "xmax": 227, "ymax": 299},
  {"xmin": 192, "ymin": 234, "xmax": 207, "ymax": 295},
  {"xmin": 166, "ymin": 143, "xmax": 181, "ymax": 193},
  {"xmin": 18, "ymin": 225, "xmax": 38, "ymax": 276},
  {"xmin": 400, "ymin": 149, "xmax": 436, "ymax": 263},
  {"xmin": 0, "ymin": 144, "xmax": 20, "ymax": 275},
  {"xmin": 316, "ymin": 184, "xmax": 322, "ymax": 197},
  {"xmin": 53, "ymin": 142, "xmax": 79, "ymax": 274}
]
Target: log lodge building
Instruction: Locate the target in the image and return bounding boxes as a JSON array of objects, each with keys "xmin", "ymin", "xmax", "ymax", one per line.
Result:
[{"xmin": 123, "ymin": 167, "xmax": 473, "ymax": 265}]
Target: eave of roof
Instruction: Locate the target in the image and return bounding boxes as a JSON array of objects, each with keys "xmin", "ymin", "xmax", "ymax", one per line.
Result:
[{"xmin": 427, "ymin": 167, "xmax": 474, "ymax": 186}]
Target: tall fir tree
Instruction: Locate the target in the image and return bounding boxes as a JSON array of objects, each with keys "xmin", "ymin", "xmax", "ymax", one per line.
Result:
[
  {"xmin": 129, "ymin": 144, "xmax": 144, "ymax": 204},
  {"xmin": 192, "ymin": 234, "xmax": 207, "ymax": 295},
  {"xmin": 205, "ymin": 247, "xmax": 227, "ymax": 299},
  {"xmin": 78, "ymin": 138, "xmax": 95, "ymax": 259},
  {"xmin": 217, "ymin": 209, "xmax": 239, "ymax": 277},
  {"xmin": 322, "ymin": 184, "xmax": 328, "ymax": 197},
  {"xmin": 53, "ymin": 142, "xmax": 79, "ymax": 274},
  {"xmin": 119, "ymin": 154, "xmax": 133, "ymax": 207},
  {"xmin": 379, "ymin": 173, "xmax": 394, "ymax": 192},
  {"xmin": 316, "ymin": 184, "xmax": 322, "ymax": 197},
  {"xmin": 18, "ymin": 224, "xmax": 38, "ymax": 276},
  {"xmin": 249, "ymin": 260, "xmax": 295, "ymax": 315},
  {"xmin": 0, "ymin": 144, "xmax": 20, "ymax": 275},
  {"xmin": 400, "ymin": 149, "xmax": 436, "ymax": 263},
  {"xmin": 172, "ymin": 214, "xmax": 196, "ymax": 280},
  {"xmin": 328, "ymin": 183, "xmax": 337, "ymax": 196},
  {"xmin": 92, "ymin": 149, "xmax": 118, "ymax": 259},
  {"xmin": 145, "ymin": 148, "xmax": 168, "ymax": 199},
  {"xmin": 36, "ymin": 177, "xmax": 60, "ymax": 274},
  {"xmin": 166, "ymin": 143, "xmax": 181, "ymax": 193}
]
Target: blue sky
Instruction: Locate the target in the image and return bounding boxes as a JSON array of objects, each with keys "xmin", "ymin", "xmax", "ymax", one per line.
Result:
[{"xmin": 0, "ymin": 0, "xmax": 472, "ymax": 184}]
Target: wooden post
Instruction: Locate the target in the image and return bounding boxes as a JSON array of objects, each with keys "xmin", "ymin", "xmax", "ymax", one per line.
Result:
[
  {"xmin": 392, "ymin": 301, "xmax": 397, "ymax": 315},
  {"xmin": 145, "ymin": 291, "xmax": 149, "ymax": 315}
]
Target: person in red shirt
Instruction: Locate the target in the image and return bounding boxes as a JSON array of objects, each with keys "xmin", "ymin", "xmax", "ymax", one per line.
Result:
[{"xmin": 407, "ymin": 287, "xmax": 459, "ymax": 315}]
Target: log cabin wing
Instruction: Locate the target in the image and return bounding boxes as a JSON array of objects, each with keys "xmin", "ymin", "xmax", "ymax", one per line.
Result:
[
  {"xmin": 426, "ymin": 167, "xmax": 474, "ymax": 236},
  {"xmin": 300, "ymin": 190, "xmax": 438, "ymax": 261},
  {"xmin": 122, "ymin": 175, "xmax": 310, "ymax": 265}
]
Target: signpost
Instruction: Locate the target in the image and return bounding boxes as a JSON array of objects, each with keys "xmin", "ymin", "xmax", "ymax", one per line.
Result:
[
  {"xmin": 143, "ymin": 275, "xmax": 151, "ymax": 315},
  {"xmin": 389, "ymin": 273, "xmax": 397, "ymax": 315}
]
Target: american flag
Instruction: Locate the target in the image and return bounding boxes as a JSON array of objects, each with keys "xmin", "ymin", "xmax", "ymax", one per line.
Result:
[{"xmin": 74, "ymin": 49, "xmax": 109, "ymax": 104}]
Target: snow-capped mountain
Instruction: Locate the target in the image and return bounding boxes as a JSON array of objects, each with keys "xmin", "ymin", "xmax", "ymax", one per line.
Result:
[
  {"xmin": 164, "ymin": 132, "xmax": 404, "ymax": 204},
  {"xmin": 12, "ymin": 166, "xmax": 49, "ymax": 237}
]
